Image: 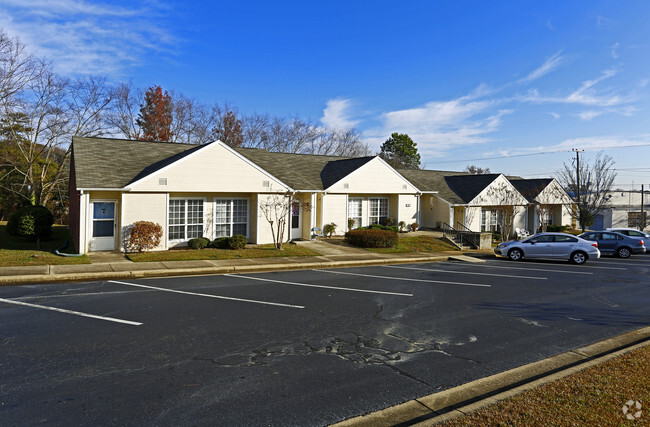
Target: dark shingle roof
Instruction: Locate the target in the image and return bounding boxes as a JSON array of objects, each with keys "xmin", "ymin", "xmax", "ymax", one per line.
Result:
[
  {"xmin": 233, "ymin": 147, "xmax": 374, "ymax": 190},
  {"xmin": 72, "ymin": 137, "xmax": 198, "ymax": 188},
  {"xmin": 444, "ymin": 174, "xmax": 502, "ymax": 203},
  {"xmin": 397, "ymin": 169, "xmax": 470, "ymax": 204},
  {"xmin": 509, "ymin": 178, "xmax": 553, "ymax": 202},
  {"xmin": 72, "ymin": 137, "xmax": 377, "ymax": 191}
]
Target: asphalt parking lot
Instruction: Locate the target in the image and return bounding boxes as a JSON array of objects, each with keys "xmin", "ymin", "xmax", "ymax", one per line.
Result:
[{"xmin": 1, "ymin": 255, "xmax": 649, "ymax": 425}]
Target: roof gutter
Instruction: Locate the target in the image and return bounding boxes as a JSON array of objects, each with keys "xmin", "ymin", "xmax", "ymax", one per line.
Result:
[{"xmin": 77, "ymin": 187, "xmax": 129, "ymax": 192}]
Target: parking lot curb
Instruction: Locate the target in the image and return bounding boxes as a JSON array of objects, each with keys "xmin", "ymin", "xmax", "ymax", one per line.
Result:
[
  {"xmin": 0, "ymin": 255, "xmax": 455, "ymax": 286},
  {"xmin": 331, "ymin": 325, "xmax": 650, "ymax": 426}
]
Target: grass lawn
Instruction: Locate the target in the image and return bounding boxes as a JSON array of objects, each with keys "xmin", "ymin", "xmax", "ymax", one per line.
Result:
[
  {"xmin": 366, "ymin": 235, "xmax": 460, "ymax": 253},
  {"xmin": 127, "ymin": 244, "xmax": 321, "ymax": 262},
  {"xmin": 0, "ymin": 221, "xmax": 89, "ymax": 266},
  {"xmin": 441, "ymin": 344, "xmax": 650, "ymax": 426}
]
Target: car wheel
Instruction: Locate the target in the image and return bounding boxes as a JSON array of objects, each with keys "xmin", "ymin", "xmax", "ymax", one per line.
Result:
[
  {"xmin": 508, "ymin": 248, "xmax": 523, "ymax": 261},
  {"xmin": 617, "ymin": 247, "xmax": 631, "ymax": 258},
  {"xmin": 570, "ymin": 251, "xmax": 587, "ymax": 264}
]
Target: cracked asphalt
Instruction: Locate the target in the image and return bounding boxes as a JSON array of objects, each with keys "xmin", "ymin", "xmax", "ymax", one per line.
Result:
[{"xmin": 1, "ymin": 256, "xmax": 649, "ymax": 425}]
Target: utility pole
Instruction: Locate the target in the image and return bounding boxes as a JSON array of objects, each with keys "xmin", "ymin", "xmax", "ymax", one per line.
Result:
[
  {"xmin": 642, "ymin": 184, "xmax": 645, "ymax": 230},
  {"xmin": 572, "ymin": 149, "xmax": 584, "ymax": 229}
]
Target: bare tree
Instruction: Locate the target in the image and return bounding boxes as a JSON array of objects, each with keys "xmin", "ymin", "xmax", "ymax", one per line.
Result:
[
  {"xmin": 464, "ymin": 165, "xmax": 491, "ymax": 174},
  {"xmin": 0, "ymin": 30, "xmax": 39, "ymax": 110},
  {"xmin": 557, "ymin": 152, "xmax": 616, "ymax": 231},
  {"xmin": 106, "ymin": 81, "xmax": 142, "ymax": 139},
  {"xmin": 0, "ymin": 37, "xmax": 113, "ymax": 215},
  {"xmin": 259, "ymin": 191, "xmax": 292, "ymax": 250}
]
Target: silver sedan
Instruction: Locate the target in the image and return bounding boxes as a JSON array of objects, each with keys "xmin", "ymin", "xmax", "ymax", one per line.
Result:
[{"xmin": 494, "ymin": 232, "xmax": 601, "ymax": 265}]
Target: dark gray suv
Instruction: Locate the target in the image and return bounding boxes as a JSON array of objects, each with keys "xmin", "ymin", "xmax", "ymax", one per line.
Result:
[{"xmin": 578, "ymin": 231, "xmax": 646, "ymax": 258}]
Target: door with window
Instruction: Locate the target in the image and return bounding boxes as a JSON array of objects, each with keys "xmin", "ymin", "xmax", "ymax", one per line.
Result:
[
  {"xmin": 291, "ymin": 201, "xmax": 302, "ymax": 239},
  {"xmin": 90, "ymin": 201, "xmax": 117, "ymax": 251}
]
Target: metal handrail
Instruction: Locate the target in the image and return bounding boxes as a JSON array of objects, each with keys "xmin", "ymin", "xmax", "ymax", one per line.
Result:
[{"xmin": 443, "ymin": 222, "xmax": 479, "ymax": 249}]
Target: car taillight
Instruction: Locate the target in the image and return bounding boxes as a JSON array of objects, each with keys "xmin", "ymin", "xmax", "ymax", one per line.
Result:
[
  {"xmin": 640, "ymin": 241, "xmax": 645, "ymax": 247},
  {"xmin": 591, "ymin": 243, "xmax": 598, "ymax": 248}
]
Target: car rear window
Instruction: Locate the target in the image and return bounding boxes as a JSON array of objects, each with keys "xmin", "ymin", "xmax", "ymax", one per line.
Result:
[{"xmin": 555, "ymin": 235, "xmax": 578, "ymax": 243}]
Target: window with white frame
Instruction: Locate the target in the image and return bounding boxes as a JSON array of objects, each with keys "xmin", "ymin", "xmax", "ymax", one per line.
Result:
[
  {"xmin": 481, "ymin": 208, "xmax": 500, "ymax": 232},
  {"xmin": 215, "ymin": 198, "xmax": 249, "ymax": 237},
  {"xmin": 369, "ymin": 198, "xmax": 389, "ymax": 225},
  {"xmin": 347, "ymin": 197, "xmax": 362, "ymax": 229},
  {"xmin": 169, "ymin": 199, "xmax": 204, "ymax": 240}
]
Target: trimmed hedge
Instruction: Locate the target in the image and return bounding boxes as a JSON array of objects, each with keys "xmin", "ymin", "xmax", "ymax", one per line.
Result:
[
  {"xmin": 188, "ymin": 237, "xmax": 210, "ymax": 249},
  {"xmin": 546, "ymin": 224, "xmax": 569, "ymax": 232},
  {"xmin": 345, "ymin": 229, "xmax": 399, "ymax": 248},
  {"xmin": 209, "ymin": 237, "xmax": 230, "ymax": 249},
  {"xmin": 367, "ymin": 224, "xmax": 399, "ymax": 233},
  {"xmin": 228, "ymin": 234, "xmax": 247, "ymax": 249}
]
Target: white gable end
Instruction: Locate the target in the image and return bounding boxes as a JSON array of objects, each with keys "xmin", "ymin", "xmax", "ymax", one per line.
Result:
[
  {"xmin": 470, "ymin": 175, "xmax": 528, "ymax": 206},
  {"xmin": 128, "ymin": 141, "xmax": 289, "ymax": 192},
  {"xmin": 535, "ymin": 180, "xmax": 573, "ymax": 205},
  {"xmin": 327, "ymin": 157, "xmax": 418, "ymax": 193}
]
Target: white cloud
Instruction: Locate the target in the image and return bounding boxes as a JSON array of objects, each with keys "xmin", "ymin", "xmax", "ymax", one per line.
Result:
[
  {"xmin": 548, "ymin": 112, "xmax": 560, "ymax": 119},
  {"xmin": 611, "ymin": 42, "xmax": 619, "ymax": 59},
  {"xmin": 519, "ymin": 50, "xmax": 563, "ymax": 83},
  {"xmin": 519, "ymin": 69, "xmax": 627, "ymax": 107},
  {"xmin": 577, "ymin": 111, "xmax": 602, "ymax": 121},
  {"xmin": 362, "ymin": 90, "xmax": 511, "ymax": 158},
  {"xmin": 0, "ymin": 0, "xmax": 176, "ymax": 76},
  {"xmin": 320, "ymin": 98, "xmax": 359, "ymax": 129}
]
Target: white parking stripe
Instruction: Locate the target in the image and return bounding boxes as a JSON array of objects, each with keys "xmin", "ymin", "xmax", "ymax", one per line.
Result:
[
  {"xmin": 443, "ymin": 262, "xmax": 594, "ymax": 275},
  {"xmin": 224, "ymin": 274, "xmax": 413, "ymax": 296},
  {"xmin": 382, "ymin": 265, "xmax": 547, "ymax": 280},
  {"xmin": 0, "ymin": 297, "xmax": 142, "ymax": 326},
  {"xmin": 315, "ymin": 270, "xmax": 491, "ymax": 288},
  {"xmin": 572, "ymin": 264, "xmax": 627, "ymax": 270},
  {"xmin": 108, "ymin": 280, "xmax": 304, "ymax": 309},
  {"xmin": 591, "ymin": 260, "xmax": 645, "ymax": 265}
]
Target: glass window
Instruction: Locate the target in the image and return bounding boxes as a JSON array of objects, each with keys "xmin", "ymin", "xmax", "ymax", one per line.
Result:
[
  {"xmin": 530, "ymin": 235, "xmax": 555, "ymax": 243},
  {"xmin": 92, "ymin": 202, "xmax": 115, "ymax": 237},
  {"xmin": 215, "ymin": 199, "xmax": 249, "ymax": 237},
  {"xmin": 555, "ymin": 235, "xmax": 577, "ymax": 242},
  {"xmin": 369, "ymin": 198, "xmax": 388, "ymax": 225},
  {"xmin": 348, "ymin": 198, "xmax": 362, "ymax": 229},
  {"xmin": 481, "ymin": 209, "xmax": 500, "ymax": 232},
  {"xmin": 168, "ymin": 199, "xmax": 204, "ymax": 241}
]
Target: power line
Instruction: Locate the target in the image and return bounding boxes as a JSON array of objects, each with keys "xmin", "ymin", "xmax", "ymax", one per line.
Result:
[{"xmin": 427, "ymin": 142, "xmax": 650, "ymax": 166}]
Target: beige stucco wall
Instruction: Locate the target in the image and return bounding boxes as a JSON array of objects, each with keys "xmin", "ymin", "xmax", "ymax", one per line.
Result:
[
  {"xmin": 256, "ymin": 193, "xmax": 291, "ymax": 245},
  {"xmin": 398, "ymin": 194, "xmax": 418, "ymax": 226},
  {"xmin": 129, "ymin": 142, "xmax": 289, "ymax": 193},
  {"xmin": 121, "ymin": 192, "xmax": 167, "ymax": 251},
  {"xmin": 421, "ymin": 195, "xmax": 451, "ymax": 228},
  {"xmin": 465, "ymin": 207, "xmax": 482, "ymax": 231},
  {"xmin": 323, "ymin": 194, "xmax": 348, "ymax": 236},
  {"xmin": 327, "ymin": 157, "xmax": 418, "ymax": 194}
]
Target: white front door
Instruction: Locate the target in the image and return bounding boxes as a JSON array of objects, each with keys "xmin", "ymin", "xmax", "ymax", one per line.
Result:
[
  {"xmin": 90, "ymin": 201, "xmax": 117, "ymax": 251},
  {"xmin": 291, "ymin": 201, "xmax": 302, "ymax": 240}
]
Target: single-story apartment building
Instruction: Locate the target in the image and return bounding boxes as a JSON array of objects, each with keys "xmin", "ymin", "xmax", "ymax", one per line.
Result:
[{"xmin": 69, "ymin": 137, "xmax": 423, "ymax": 253}]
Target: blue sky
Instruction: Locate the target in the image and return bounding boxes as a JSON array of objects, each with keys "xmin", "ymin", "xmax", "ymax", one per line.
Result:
[{"xmin": 2, "ymin": 0, "xmax": 650, "ymax": 188}]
